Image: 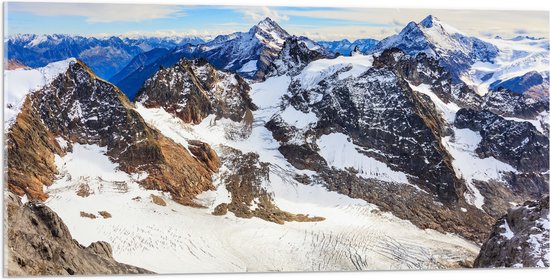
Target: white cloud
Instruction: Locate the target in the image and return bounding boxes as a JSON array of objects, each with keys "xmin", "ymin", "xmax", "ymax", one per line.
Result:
[
  {"xmin": 280, "ymin": 8, "xmax": 549, "ymax": 40},
  {"xmin": 8, "ymin": 3, "xmax": 185, "ymax": 23},
  {"xmin": 239, "ymin": 6, "xmax": 289, "ymax": 23}
]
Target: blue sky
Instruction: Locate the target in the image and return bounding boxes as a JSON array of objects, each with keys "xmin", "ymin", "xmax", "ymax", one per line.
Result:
[{"xmin": 5, "ymin": 3, "xmax": 549, "ymax": 40}]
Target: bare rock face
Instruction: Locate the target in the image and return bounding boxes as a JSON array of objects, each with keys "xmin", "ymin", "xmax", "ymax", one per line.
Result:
[
  {"xmin": 373, "ymin": 48, "xmax": 482, "ymax": 109},
  {"xmin": 187, "ymin": 140, "xmax": 221, "ymax": 172},
  {"xmin": 474, "ymin": 196, "xmax": 549, "ymax": 268},
  {"xmin": 4, "ymin": 192, "xmax": 152, "ymax": 276},
  {"xmin": 135, "ymin": 58, "xmax": 255, "ymax": 124},
  {"xmin": 267, "ymin": 36, "xmax": 331, "ymax": 77},
  {"xmin": 7, "ymin": 59, "xmax": 217, "ymax": 205},
  {"xmin": 455, "ymin": 109, "xmax": 549, "ymax": 172},
  {"xmin": 482, "ymin": 88, "xmax": 548, "ymax": 119},
  {"xmin": 286, "ymin": 56, "xmax": 463, "ymax": 203}
]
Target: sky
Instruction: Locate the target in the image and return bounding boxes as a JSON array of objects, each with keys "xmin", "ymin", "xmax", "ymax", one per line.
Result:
[{"xmin": 4, "ymin": 2, "xmax": 549, "ymax": 41}]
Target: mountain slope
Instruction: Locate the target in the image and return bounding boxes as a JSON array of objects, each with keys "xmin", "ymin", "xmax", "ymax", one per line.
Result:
[
  {"xmin": 116, "ymin": 18, "xmax": 325, "ymax": 99},
  {"xmin": 135, "ymin": 58, "xmax": 255, "ymax": 124},
  {"xmin": 370, "ymin": 15, "xmax": 498, "ymax": 78},
  {"xmin": 109, "ymin": 48, "xmax": 169, "ymax": 85},
  {"xmin": 465, "ymin": 36, "xmax": 550, "ymax": 98},
  {"xmin": 6, "ymin": 59, "xmax": 218, "ymax": 205}
]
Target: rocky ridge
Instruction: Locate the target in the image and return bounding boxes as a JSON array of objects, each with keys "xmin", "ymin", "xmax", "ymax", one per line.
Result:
[{"xmin": 5, "ymin": 192, "xmax": 152, "ymax": 276}]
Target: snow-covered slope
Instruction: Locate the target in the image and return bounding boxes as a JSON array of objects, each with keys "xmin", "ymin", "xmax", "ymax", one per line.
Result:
[
  {"xmin": 4, "ymin": 58, "xmax": 76, "ymax": 127},
  {"xmin": 464, "ymin": 36, "xmax": 549, "ymax": 97},
  {"xmin": 177, "ymin": 17, "xmax": 291, "ymax": 80}
]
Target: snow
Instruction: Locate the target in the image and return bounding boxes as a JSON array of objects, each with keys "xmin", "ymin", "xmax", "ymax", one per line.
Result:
[
  {"xmin": 37, "ymin": 57, "xmax": 480, "ymax": 273},
  {"xmin": 317, "ymin": 133, "xmax": 409, "ymax": 184},
  {"xmin": 465, "ymin": 37, "xmax": 549, "ymax": 95},
  {"xmin": 99, "ymin": 74, "xmax": 481, "ymax": 272},
  {"xmin": 46, "ymin": 126, "xmax": 479, "ymax": 273},
  {"xmin": 500, "ymin": 219, "xmax": 515, "ymax": 240},
  {"xmin": 409, "ymin": 83, "xmax": 460, "ymax": 122},
  {"xmin": 238, "ymin": 60, "xmax": 258, "ymax": 73},
  {"xmin": 442, "ymin": 128, "xmax": 517, "ymax": 209},
  {"xmin": 249, "ymin": 75, "xmax": 290, "ymax": 109},
  {"xmin": 279, "ymin": 106, "xmax": 318, "ymax": 129},
  {"xmin": 296, "ymin": 54, "xmax": 373, "ymax": 89},
  {"xmin": 55, "ymin": 137, "xmax": 69, "ymax": 150},
  {"xmin": 4, "ymin": 58, "xmax": 77, "ymax": 128}
]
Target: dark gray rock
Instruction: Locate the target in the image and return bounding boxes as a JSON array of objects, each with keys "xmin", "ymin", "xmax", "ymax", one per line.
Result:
[
  {"xmin": 474, "ymin": 196, "xmax": 549, "ymax": 268},
  {"xmin": 5, "ymin": 192, "xmax": 152, "ymax": 276},
  {"xmin": 455, "ymin": 109, "xmax": 549, "ymax": 172}
]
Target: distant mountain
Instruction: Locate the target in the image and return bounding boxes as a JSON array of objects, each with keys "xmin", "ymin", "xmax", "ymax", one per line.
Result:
[
  {"xmin": 179, "ymin": 17, "xmax": 292, "ymax": 79},
  {"xmin": 318, "ymin": 39, "xmax": 378, "ymax": 55},
  {"xmin": 110, "ymin": 48, "xmax": 169, "ymax": 85},
  {"xmin": 6, "ymin": 34, "xmax": 205, "ymax": 79},
  {"xmin": 370, "ymin": 15, "xmax": 498, "ymax": 78},
  {"xmin": 116, "ymin": 18, "xmax": 329, "ymax": 99}
]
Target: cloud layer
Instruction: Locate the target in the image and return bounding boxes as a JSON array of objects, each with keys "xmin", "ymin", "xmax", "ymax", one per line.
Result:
[{"xmin": 8, "ymin": 3, "xmax": 185, "ymax": 23}]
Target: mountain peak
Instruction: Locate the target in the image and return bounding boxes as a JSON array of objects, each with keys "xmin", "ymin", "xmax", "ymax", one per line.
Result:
[
  {"xmin": 257, "ymin": 17, "xmax": 276, "ymax": 27},
  {"xmin": 253, "ymin": 17, "xmax": 288, "ymax": 37},
  {"xmin": 419, "ymin": 15, "xmax": 438, "ymax": 28}
]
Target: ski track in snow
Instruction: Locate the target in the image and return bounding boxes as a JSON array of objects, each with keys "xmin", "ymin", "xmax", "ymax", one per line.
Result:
[{"xmin": 45, "ymin": 68, "xmax": 481, "ymax": 273}]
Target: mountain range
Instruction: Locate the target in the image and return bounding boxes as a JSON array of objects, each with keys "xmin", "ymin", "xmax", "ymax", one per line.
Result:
[
  {"xmin": 4, "ymin": 15, "xmax": 549, "ymax": 275},
  {"xmin": 6, "ymin": 34, "xmax": 205, "ymax": 79}
]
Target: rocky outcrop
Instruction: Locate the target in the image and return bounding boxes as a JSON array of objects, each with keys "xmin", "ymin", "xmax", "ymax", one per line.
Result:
[
  {"xmin": 7, "ymin": 97, "xmax": 63, "ymax": 200},
  {"xmin": 374, "ymin": 48, "xmax": 482, "ymax": 110},
  {"xmin": 7, "ymin": 59, "xmax": 217, "ymax": 205},
  {"xmin": 455, "ymin": 109, "xmax": 549, "ymax": 172},
  {"xmin": 267, "ymin": 36, "xmax": 331, "ymax": 77},
  {"xmin": 214, "ymin": 146, "xmax": 324, "ymax": 224},
  {"xmin": 187, "ymin": 140, "xmax": 220, "ymax": 172},
  {"xmin": 481, "ymin": 88, "xmax": 548, "ymax": 119},
  {"xmin": 135, "ymin": 58, "xmax": 255, "ymax": 124},
  {"xmin": 4, "ymin": 192, "xmax": 151, "ymax": 276},
  {"xmin": 474, "ymin": 196, "xmax": 549, "ymax": 268}
]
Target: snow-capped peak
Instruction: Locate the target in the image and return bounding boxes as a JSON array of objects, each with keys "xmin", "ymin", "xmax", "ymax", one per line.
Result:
[
  {"xmin": 418, "ymin": 15, "xmax": 465, "ymax": 36},
  {"xmin": 255, "ymin": 17, "xmax": 284, "ymax": 33},
  {"xmin": 370, "ymin": 15, "xmax": 498, "ymax": 76},
  {"xmin": 249, "ymin": 17, "xmax": 290, "ymax": 45},
  {"xmin": 419, "ymin": 15, "xmax": 436, "ymax": 28},
  {"xmin": 5, "ymin": 58, "xmax": 77, "ymax": 128}
]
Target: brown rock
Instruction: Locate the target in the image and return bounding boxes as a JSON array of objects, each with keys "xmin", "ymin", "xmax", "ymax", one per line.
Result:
[
  {"xmin": 98, "ymin": 211, "xmax": 112, "ymax": 219},
  {"xmin": 212, "ymin": 203, "xmax": 228, "ymax": 216},
  {"xmin": 188, "ymin": 140, "xmax": 221, "ymax": 172},
  {"xmin": 150, "ymin": 194, "xmax": 166, "ymax": 206},
  {"xmin": 79, "ymin": 211, "xmax": 97, "ymax": 219}
]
